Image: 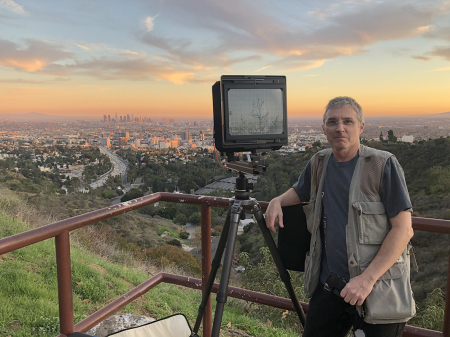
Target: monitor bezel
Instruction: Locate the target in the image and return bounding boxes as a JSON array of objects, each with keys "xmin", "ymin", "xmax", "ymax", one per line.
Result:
[{"xmin": 213, "ymin": 75, "xmax": 288, "ymax": 153}]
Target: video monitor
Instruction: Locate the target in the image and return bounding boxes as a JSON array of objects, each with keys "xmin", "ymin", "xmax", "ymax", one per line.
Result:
[{"xmin": 213, "ymin": 75, "xmax": 287, "ymax": 153}]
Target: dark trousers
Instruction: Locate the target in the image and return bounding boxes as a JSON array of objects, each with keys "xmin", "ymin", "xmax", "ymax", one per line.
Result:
[{"xmin": 303, "ymin": 284, "xmax": 406, "ymax": 337}]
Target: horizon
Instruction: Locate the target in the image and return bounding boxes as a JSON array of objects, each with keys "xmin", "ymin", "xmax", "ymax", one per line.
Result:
[
  {"xmin": 1, "ymin": 110, "xmax": 450, "ymax": 122},
  {"xmin": 0, "ymin": 1, "xmax": 449, "ymax": 119}
]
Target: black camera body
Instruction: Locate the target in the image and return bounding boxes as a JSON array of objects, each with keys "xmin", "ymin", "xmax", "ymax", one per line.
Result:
[
  {"xmin": 213, "ymin": 75, "xmax": 288, "ymax": 154},
  {"xmin": 324, "ymin": 272, "xmax": 347, "ymax": 297}
]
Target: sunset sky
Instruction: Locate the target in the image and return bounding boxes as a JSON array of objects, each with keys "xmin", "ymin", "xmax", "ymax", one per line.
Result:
[{"xmin": 1, "ymin": 0, "xmax": 449, "ymax": 119}]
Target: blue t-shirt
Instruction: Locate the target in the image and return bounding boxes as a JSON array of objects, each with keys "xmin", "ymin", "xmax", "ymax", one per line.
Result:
[{"xmin": 293, "ymin": 152, "xmax": 412, "ymax": 283}]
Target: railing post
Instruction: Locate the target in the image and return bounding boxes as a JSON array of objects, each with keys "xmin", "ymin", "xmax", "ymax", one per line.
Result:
[
  {"xmin": 201, "ymin": 204, "xmax": 212, "ymax": 337},
  {"xmin": 55, "ymin": 230, "xmax": 74, "ymax": 336},
  {"xmin": 444, "ymin": 253, "xmax": 450, "ymax": 337}
]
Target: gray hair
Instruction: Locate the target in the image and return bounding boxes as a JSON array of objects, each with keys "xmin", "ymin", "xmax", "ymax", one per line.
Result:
[{"xmin": 323, "ymin": 96, "xmax": 364, "ymax": 124}]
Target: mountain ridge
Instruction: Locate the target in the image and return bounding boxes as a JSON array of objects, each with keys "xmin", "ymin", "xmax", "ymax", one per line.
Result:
[{"xmin": 0, "ymin": 112, "xmax": 97, "ymax": 121}]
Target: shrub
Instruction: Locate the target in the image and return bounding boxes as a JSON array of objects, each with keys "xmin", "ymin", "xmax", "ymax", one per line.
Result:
[
  {"xmin": 410, "ymin": 287, "xmax": 445, "ymax": 331},
  {"xmin": 167, "ymin": 239, "xmax": 181, "ymax": 247},
  {"xmin": 145, "ymin": 244, "xmax": 201, "ymax": 276},
  {"xmin": 179, "ymin": 231, "xmax": 190, "ymax": 240}
]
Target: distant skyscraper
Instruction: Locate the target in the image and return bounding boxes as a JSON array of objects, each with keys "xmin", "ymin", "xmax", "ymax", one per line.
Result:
[
  {"xmin": 127, "ymin": 114, "xmax": 130, "ymax": 123},
  {"xmin": 107, "ymin": 115, "xmax": 111, "ymax": 122},
  {"xmin": 182, "ymin": 131, "xmax": 191, "ymax": 140},
  {"xmin": 115, "ymin": 112, "xmax": 118, "ymax": 120},
  {"xmin": 103, "ymin": 115, "xmax": 107, "ymax": 122},
  {"xmin": 200, "ymin": 130, "xmax": 205, "ymax": 141}
]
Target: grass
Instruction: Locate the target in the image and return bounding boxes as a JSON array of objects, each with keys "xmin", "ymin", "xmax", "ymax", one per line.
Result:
[
  {"xmin": 157, "ymin": 225, "xmax": 182, "ymax": 239},
  {"xmin": 0, "ymin": 210, "xmax": 299, "ymax": 337}
]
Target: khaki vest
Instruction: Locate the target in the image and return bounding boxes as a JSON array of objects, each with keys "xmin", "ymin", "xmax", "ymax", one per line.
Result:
[{"xmin": 303, "ymin": 145, "xmax": 416, "ymax": 324}]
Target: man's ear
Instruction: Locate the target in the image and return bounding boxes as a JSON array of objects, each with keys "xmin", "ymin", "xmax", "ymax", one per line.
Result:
[{"xmin": 359, "ymin": 122, "xmax": 365, "ymax": 135}]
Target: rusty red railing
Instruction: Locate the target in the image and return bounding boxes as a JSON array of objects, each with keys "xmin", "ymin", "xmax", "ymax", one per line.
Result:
[{"xmin": 0, "ymin": 192, "xmax": 449, "ymax": 337}]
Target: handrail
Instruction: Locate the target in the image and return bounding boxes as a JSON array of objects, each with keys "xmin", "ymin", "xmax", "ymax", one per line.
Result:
[
  {"xmin": 59, "ymin": 272, "xmax": 306, "ymax": 337},
  {"xmin": 0, "ymin": 192, "xmax": 449, "ymax": 337}
]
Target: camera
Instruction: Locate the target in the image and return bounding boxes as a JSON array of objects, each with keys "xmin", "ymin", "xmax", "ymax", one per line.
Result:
[
  {"xmin": 212, "ymin": 75, "xmax": 288, "ymax": 154},
  {"xmin": 324, "ymin": 272, "xmax": 347, "ymax": 297}
]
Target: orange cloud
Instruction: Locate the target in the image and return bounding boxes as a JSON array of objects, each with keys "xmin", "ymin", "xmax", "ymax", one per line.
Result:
[
  {"xmin": 120, "ymin": 50, "xmax": 144, "ymax": 56},
  {"xmin": 0, "ymin": 59, "xmax": 46, "ymax": 72},
  {"xmin": 283, "ymin": 60, "xmax": 325, "ymax": 71},
  {"xmin": 432, "ymin": 66, "xmax": 450, "ymax": 71},
  {"xmin": 159, "ymin": 71, "xmax": 194, "ymax": 84},
  {"xmin": 0, "ymin": 39, "xmax": 72, "ymax": 73}
]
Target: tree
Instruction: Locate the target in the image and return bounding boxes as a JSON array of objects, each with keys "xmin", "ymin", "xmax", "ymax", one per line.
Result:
[
  {"xmin": 211, "ymin": 225, "xmax": 223, "ymax": 236},
  {"xmin": 174, "ymin": 214, "xmax": 188, "ymax": 226},
  {"xmin": 312, "ymin": 140, "xmax": 322, "ymax": 148},
  {"xmin": 250, "ymin": 98, "xmax": 270, "ymax": 133},
  {"xmin": 156, "ymin": 205, "xmax": 177, "ymax": 219},
  {"xmin": 188, "ymin": 212, "xmax": 201, "ymax": 226},
  {"xmin": 379, "ymin": 131, "xmax": 384, "ymax": 142},
  {"xmin": 387, "ymin": 130, "xmax": 397, "ymax": 143},
  {"xmin": 120, "ymin": 188, "xmax": 144, "ymax": 202},
  {"xmin": 428, "ymin": 166, "xmax": 450, "ymax": 195}
]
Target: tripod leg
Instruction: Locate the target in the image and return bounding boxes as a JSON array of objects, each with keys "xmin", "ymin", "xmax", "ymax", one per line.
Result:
[
  {"xmin": 192, "ymin": 208, "xmax": 232, "ymax": 335},
  {"xmin": 252, "ymin": 200, "xmax": 307, "ymax": 328},
  {"xmin": 211, "ymin": 200, "xmax": 242, "ymax": 337}
]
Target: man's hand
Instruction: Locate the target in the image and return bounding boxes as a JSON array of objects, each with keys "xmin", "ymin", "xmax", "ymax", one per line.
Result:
[
  {"xmin": 265, "ymin": 188, "xmax": 301, "ymax": 233},
  {"xmin": 340, "ymin": 274, "xmax": 374, "ymax": 306},
  {"xmin": 265, "ymin": 198, "xmax": 284, "ymax": 233}
]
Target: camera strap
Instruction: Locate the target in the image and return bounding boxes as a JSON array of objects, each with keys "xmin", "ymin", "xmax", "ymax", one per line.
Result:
[
  {"xmin": 324, "ymin": 273, "xmax": 365, "ymax": 335},
  {"xmin": 344, "ymin": 303, "xmax": 365, "ymax": 334}
]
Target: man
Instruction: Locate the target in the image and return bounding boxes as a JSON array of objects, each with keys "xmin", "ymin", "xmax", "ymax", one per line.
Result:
[{"xmin": 266, "ymin": 97, "xmax": 415, "ymax": 337}]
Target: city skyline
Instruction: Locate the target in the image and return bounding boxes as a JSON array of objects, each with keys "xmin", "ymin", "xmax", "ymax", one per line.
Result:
[{"xmin": 1, "ymin": 0, "xmax": 450, "ymax": 118}]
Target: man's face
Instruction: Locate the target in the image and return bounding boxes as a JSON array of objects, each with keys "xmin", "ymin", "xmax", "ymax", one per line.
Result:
[{"xmin": 322, "ymin": 105, "xmax": 364, "ymax": 152}]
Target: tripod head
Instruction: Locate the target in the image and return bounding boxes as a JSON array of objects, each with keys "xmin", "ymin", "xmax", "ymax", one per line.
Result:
[{"xmin": 234, "ymin": 172, "xmax": 252, "ymax": 200}]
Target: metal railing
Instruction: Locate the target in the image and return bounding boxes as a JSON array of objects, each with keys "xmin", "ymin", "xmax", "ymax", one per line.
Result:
[{"xmin": 0, "ymin": 192, "xmax": 449, "ymax": 337}]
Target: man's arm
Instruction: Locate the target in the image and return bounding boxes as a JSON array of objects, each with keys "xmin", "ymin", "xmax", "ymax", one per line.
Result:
[
  {"xmin": 265, "ymin": 187, "xmax": 301, "ymax": 233},
  {"xmin": 340, "ymin": 210, "xmax": 414, "ymax": 306}
]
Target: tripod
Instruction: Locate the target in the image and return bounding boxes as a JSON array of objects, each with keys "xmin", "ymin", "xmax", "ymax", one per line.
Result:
[{"xmin": 192, "ymin": 172, "xmax": 306, "ymax": 337}]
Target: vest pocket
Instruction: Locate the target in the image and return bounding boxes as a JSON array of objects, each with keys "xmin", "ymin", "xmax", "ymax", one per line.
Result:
[
  {"xmin": 352, "ymin": 202, "xmax": 389, "ymax": 244},
  {"xmin": 364, "ymin": 276, "xmax": 416, "ymax": 321},
  {"xmin": 362, "ymin": 260, "xmax": 415, "ymax": 321}
]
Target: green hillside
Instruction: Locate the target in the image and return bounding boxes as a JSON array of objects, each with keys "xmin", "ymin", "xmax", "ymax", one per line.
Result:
[{"xmin": 0, "ymin": 190, "xmax": 300, "ymax": 337}]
